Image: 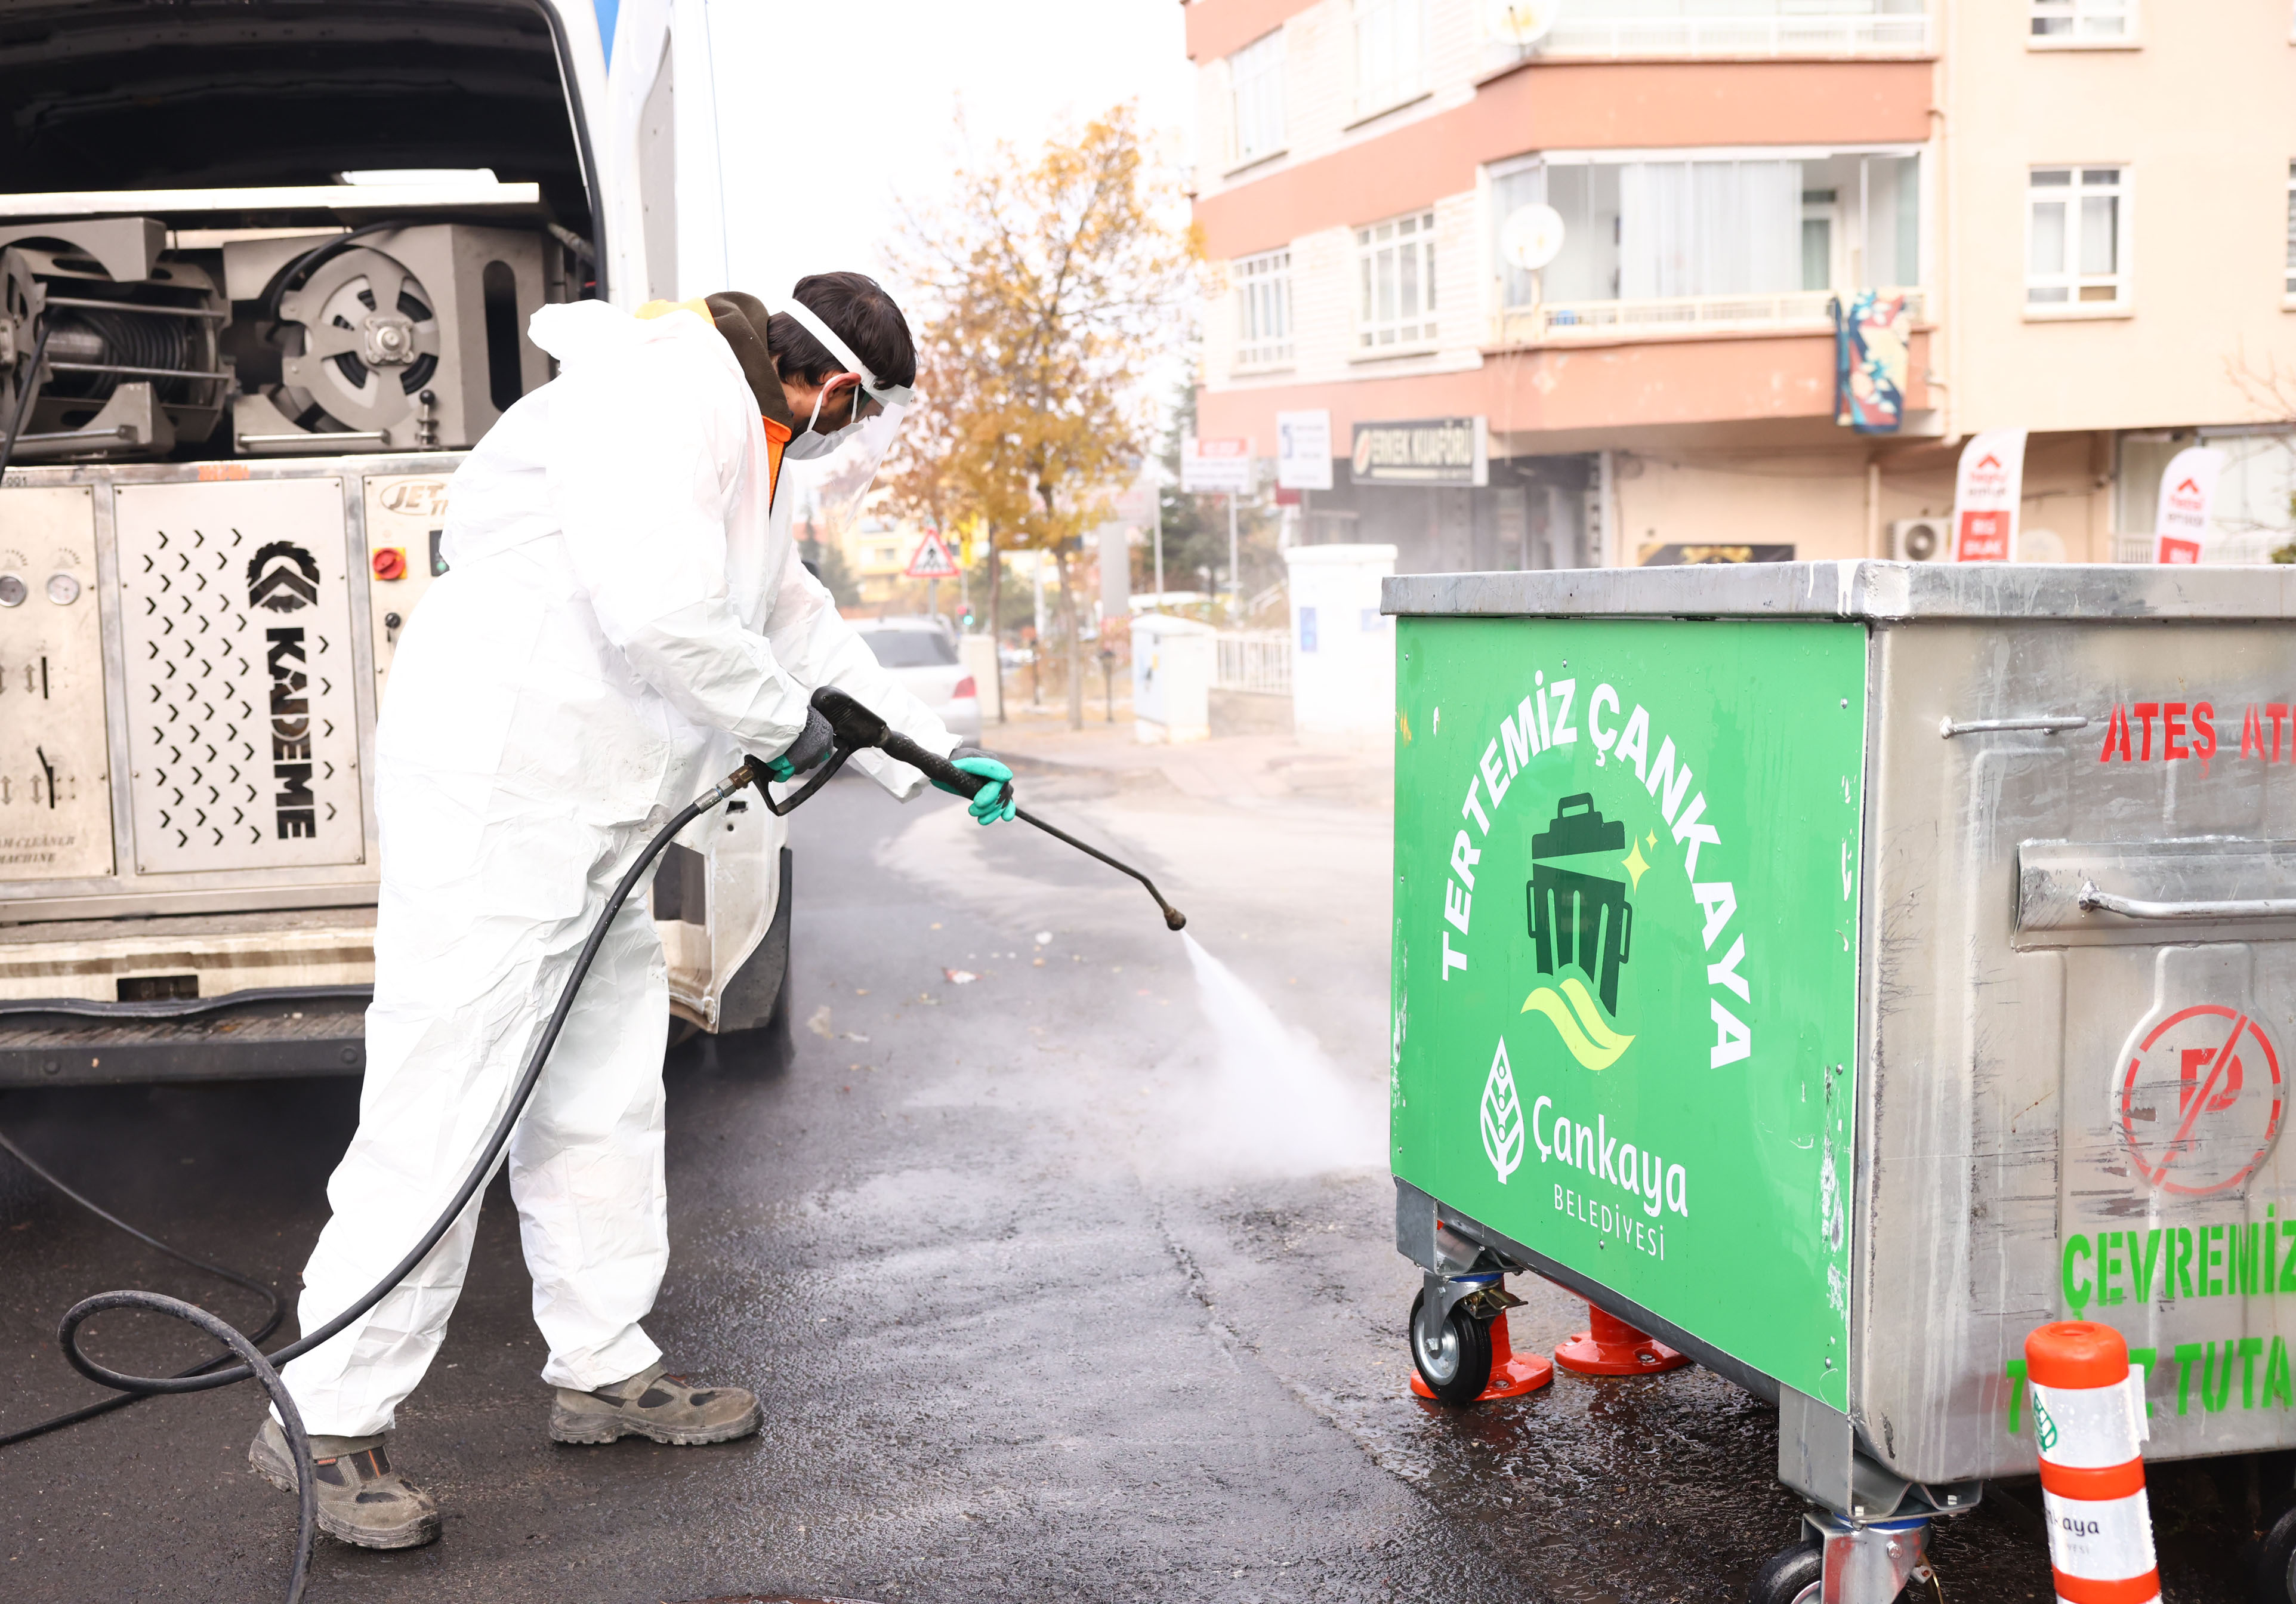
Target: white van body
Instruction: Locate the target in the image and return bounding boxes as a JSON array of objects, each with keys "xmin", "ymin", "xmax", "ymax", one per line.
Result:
[{"xmin": 0, "ymin": 0, "xmax": 794, "ymax": 1084}]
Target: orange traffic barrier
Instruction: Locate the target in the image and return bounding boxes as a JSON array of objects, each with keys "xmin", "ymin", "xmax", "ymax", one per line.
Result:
[{"xmin": 2025, "ymin": 1321, "xmax": 2159, "ymax": 1604}]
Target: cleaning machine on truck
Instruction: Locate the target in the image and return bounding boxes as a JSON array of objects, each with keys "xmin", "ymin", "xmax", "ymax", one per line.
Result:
[
  {"xmin": 1388, "ymin": 561, "xmax": 2296, "ymax": 1604},
  {"xmin": 0, "ymin": 0, "xmax": 801, "ymax": 1084}
]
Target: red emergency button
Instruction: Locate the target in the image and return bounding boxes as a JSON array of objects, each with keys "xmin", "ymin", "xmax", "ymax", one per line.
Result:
[{"xmin": 372, "ymin": 548, "xmax": 408, "ymax": 581}]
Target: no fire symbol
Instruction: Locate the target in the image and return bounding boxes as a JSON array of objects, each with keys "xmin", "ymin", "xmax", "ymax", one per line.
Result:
[{"xmin": 2117, "ymin": 1005, "xmax": 2285, "ymax": 1195}]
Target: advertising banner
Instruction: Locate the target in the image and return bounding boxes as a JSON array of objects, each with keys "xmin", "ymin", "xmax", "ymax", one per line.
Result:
[
  {"xmin": 1391, "ymin": 616, "xmax": 1868, "ymax": 1406},
  {"xmin": 1180, "ymin": 436, "xmax": 1253, "ymax": 496},
  {"xmin": 1951, "ymin": 428, "xmax": 2027, "ymax": 562},
  {"xmin": 2153, "ymin": 446, "xmax": 2226, "ymax": 565},
  {"xmin": 1351, "ymin": 417, "xmax": 1489, "ymax": 487},
  {"xmin": 1276, "ymin": 410, "xmax": 1333, "ymax": 491},
  {"xmin": 1832, "ymin": 290, "xmax": 1912, "ymax": 435}
]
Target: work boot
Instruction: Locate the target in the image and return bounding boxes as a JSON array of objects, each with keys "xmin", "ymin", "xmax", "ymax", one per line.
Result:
[
  {"xmin": 548, "ymin": 1360, "xmax": 762, "ymax": 1446},
  {"xmin": 246, "ymin": 1417, "xmax": 442, "ymax": 1550}
]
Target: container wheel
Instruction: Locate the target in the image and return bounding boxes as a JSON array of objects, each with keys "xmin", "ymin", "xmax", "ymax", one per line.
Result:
[
  {"xmin": 1747, "ymin": 1541, "xmax": 1822, "ymax": 1604},
  {"xmin": 2255, "ymin": 1501, "xmax": 2296, "ymax": 1603},
  {"xmin": 1747, "ymin": 1540, "xmax": 1937, "ymax": 1604},
  {"xmin": 1408, "ymin": 1288, "xmax": 1493, "ymax": 1406}
]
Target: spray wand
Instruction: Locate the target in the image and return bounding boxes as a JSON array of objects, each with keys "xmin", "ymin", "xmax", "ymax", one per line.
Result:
[{"xmin": 757, "ymin": 685, "xmax": 1186, "ymax": 931}]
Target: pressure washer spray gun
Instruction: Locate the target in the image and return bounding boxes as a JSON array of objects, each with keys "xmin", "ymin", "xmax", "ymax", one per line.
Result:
[{"xmin": 742, "ymin": 684, "xmax": 1187, "ymax": 931}]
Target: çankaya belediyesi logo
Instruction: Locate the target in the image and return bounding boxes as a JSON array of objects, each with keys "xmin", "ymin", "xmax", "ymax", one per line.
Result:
[
  {"xmin": 1457, "ymin": 677, "xmax": 1759, "ymax": 1195},
  {"xmin": 1479, "ymin": 794, "xmax": 1638, "ymax": 1184},
  {"xmin": 1523, "ymin": 793, "xmax": 1638, "ymax": 1071}
]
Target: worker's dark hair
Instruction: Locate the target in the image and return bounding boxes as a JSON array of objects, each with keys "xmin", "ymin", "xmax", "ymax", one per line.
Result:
[{"xmin": 764, "ymin": 271, "xmax": 917, "ymax": 390}]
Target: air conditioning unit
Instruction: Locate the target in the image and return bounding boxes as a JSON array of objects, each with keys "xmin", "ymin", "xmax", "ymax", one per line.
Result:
[{"xmin": 1890, "ymin": 517, "xmax": 1951, "ymax": 563}]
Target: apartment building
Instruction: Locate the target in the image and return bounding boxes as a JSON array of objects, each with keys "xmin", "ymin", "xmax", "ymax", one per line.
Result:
[{"xmin": 1187, "ymin": 0, "xmax": 2296, "ymax": 570}]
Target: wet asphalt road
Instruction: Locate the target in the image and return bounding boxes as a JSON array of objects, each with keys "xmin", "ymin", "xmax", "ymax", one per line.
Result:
[{"xmin": 0, "ymin": 755, "xmax": 2269, "ymax": 1602}]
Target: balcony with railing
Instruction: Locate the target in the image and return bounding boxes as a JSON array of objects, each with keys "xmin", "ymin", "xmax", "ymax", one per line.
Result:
[
  {"xmin": 1482, "ymin": 10, "xmax": 1931, "ymax": 69},
  {"xmin": 1490, "ymin": 288, "xmax": 1926, "ymax": 348}
]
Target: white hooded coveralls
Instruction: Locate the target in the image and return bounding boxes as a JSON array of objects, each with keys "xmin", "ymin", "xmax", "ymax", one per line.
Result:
[{"xmin": 280, "ymin": 301, "xmax": 956, "ymax": 1438}]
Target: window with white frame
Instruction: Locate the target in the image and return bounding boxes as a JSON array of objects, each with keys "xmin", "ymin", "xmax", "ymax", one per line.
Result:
[
  {"xmin": 1488, "ymin": 152, "xmax": 1920, "ymax": 310},
  {"xmin": 2027, "ymin": 166, "xmax": 2127, "ymax": 307},
  {"xmin": 1235, "ymin": 249, "xmax": 1293, "ymax": 367},
  {"xmin": 2285, "ymin": 160, "xmax": 2295, "ymax": 298},
  {"xmin": 1354, "ymin": 0, "xmax": 1428, "ymax": 118},
  {"xmin": 1357, "ymin": 211, "xmax": 1437, "ymax": 350},
  {"xmin": 2030, "ymin": 0, "xmax": 2131, "ymax": 40},
  {"xmin": 1229, "ymin": 30, "xmax": 1284, "ymax": 166}
]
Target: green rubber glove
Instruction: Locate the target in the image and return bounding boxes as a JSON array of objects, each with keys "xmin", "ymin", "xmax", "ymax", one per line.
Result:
[
  {"xmin": 933, "ymin": 750, "xmax": 1017, "ymax": 826},
  {"xmin": 758, "ymin": 707, "xmax": 836, "ymax": 782}
]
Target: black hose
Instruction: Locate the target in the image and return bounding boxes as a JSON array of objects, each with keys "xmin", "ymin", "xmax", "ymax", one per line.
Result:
[
  {"xmin": 0, "ymin": 761, "xmax": 755, "ymax": 1602},
  {"xmin": 257, "ymin": 221, "xmax": 410, "ymax": 325},
  {"xmin": 0, "ymin": 1127, "xmax": 285, "ymax": 1448},
  {"xmin": 0, "ymin": 692, "xmax": 1172, "ymax": 1597}
]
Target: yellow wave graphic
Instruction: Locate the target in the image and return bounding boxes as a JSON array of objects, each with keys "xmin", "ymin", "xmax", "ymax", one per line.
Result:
[{"xmin": 1520, "ymin": 976, "xmax": 1635, "ymax": 1071}]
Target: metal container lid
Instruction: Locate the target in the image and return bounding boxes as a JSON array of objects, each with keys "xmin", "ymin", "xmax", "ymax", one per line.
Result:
[{"xmin": 1382, "ymin": 561, "xmax": 2296, "ymax": 622}]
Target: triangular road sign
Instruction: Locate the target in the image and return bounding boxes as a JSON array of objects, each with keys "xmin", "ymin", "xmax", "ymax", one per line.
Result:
[{"xmin": 905, "ymin": 529, "xmax": 960, "ymax": 578}]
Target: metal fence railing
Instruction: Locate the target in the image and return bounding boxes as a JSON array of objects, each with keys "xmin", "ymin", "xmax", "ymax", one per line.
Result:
[
  {"xmin": 1492, "ymin": 288, "xmax": 1927, "ymax": 350},
  {"xmin": 1482, "ymin": 12, "xmax": 1932, "ymax": 68},
  {"xmin": 1216, "ymin": 631, "xmax": 1293, "ymax": 696}
]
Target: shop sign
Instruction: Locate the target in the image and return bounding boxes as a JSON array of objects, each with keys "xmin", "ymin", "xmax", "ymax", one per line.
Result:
[
  {"xmin": 1952, "ymin": 428, "xmax": 2027, "ymax": 561},
  {"xmin": 1180, "ymin": 436, "xmax": 1253, "ymax": 495},
  {"xmin": 1638, "ymin": 544, "xmax": 1795, "ymax": 566},
  {"xmin": 1276, "ymin": 410, "xmax": 1332, "ymax": 491},
  {"xmin": 2153, "ymin": 446, "xmax": 2226, "ymax": 565},
  {"xmin": 1351, "ymin": 417, "xmax": 1488, "ymax": 487}
]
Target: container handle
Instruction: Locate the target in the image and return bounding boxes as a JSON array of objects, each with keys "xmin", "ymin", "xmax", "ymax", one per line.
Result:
[
  {"xmin": 1939, "ymin": 715, "xmax": 2088, "ymax": 739},
  {"xmin": 2077, "ymin": 880, "xmax": 2296, "ymax": 923}
]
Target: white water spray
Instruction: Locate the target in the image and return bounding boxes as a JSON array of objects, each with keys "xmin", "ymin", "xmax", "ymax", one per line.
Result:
[{"xmin": 1176, "ymin": 933, "xmax": 1385, "ymax": 1176}]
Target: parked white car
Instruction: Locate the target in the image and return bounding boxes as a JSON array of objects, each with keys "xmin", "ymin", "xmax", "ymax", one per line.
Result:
[{"xmin": 854, "ymin": 617, "xmax": 982, "ymax": 742}]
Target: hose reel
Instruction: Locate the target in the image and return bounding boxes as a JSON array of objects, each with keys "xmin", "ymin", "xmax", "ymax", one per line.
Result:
[
  {"xmin": 269, "ymin": 245, "xmax": 445, "ymax": 444},
  {"xmin": 0, "ymin": 219, "xmax": 228, "ymax": 461}
]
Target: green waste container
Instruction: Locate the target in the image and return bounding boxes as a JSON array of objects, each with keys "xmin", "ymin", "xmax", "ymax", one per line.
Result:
[{"xmin": 1385, "ymin": 561, "xmax": 2296, "ymax": 1600}]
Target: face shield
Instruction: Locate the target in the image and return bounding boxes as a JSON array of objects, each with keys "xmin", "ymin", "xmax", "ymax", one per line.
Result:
[{"xmin": 772, "ymin": 294, "xmax": 915, "ymax": 532}]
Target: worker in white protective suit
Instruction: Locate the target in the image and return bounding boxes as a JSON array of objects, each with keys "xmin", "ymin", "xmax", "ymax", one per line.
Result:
[{"xmin": 248, "ymin": 274, "xmax": 1014, "ymax": 1550}]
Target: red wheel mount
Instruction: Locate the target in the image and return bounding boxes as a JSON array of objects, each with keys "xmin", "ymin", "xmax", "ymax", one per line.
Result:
[
  {"xmin": 1552, "ymin": 1302, "xmax": 1690, "ymax": 1377},
  {"xmin": 1409, "ymin": 1309, "xmax": 1554, "ymax": 1402}
]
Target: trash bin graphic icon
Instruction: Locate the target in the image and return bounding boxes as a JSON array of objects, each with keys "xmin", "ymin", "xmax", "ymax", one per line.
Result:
[{"xmin": 1526, "ymin": 794, "xmax": 1633, "ymax": 1016}]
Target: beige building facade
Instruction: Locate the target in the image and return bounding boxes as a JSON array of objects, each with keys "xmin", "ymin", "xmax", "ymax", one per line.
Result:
[{"xmin": 1187, "ymin": 0, "xmax": 2296, "ymax": 570}]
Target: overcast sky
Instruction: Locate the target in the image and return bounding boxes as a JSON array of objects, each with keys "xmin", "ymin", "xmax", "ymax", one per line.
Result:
[{"xmin": 706, "ymin": 0, "xmax": 1196, "ymax": 306}]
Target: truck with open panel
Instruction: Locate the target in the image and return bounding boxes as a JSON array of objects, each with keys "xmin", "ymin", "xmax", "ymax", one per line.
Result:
[{"xmin": 0, "ymin": 0, "xmax": 794, "ymax": 1085}]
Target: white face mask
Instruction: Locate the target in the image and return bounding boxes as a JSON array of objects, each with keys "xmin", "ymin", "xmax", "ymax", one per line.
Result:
[{"xmin": 783, "ymin": 379, "xmax": 867, "ymax": 461}]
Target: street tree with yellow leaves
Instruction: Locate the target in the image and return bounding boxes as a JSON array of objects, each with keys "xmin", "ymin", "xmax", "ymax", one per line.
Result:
[{"xmin": 890, "ymin": 102, "xmax": 1198, "ymax": 727}]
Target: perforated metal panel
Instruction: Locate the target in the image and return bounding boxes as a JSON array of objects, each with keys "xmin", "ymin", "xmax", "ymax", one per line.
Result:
[{"xmin": 115, "ymin": 479, "xmax": 365, "ymax": 874}]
